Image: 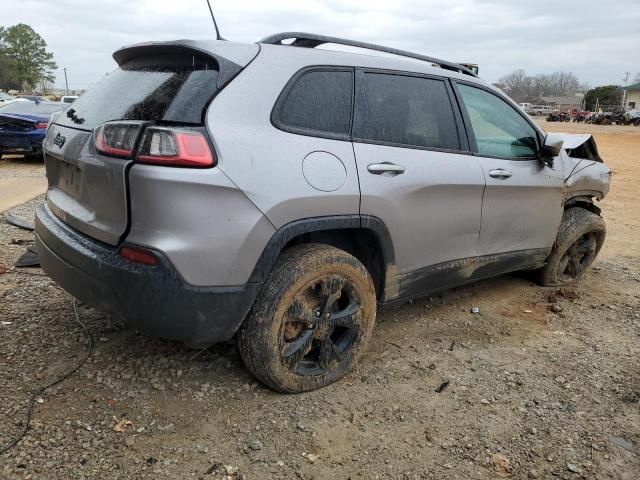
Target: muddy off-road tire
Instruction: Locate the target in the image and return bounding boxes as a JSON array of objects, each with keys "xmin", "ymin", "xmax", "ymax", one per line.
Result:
[
  {"xmin": 535, "ymin": 208, "xmax": 606, "ymax": 287},
  {"xmin": 238, "ymin": 244, "xmax": 377, "ymax": 393}
]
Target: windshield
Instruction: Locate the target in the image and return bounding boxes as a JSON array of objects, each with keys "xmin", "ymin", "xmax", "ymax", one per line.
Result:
[
  {"xmin": 0, "ymin": 93, "xmax": 15, "ymax": 101},
  {"xmin": 0, "ymin": 101, "xmax": 67, "ymax": 115},
  {"xmin": 54, "ymin": 53, "xmax": 220, "ymax": 130}
]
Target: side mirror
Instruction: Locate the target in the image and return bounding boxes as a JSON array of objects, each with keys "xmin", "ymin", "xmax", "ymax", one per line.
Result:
[{"xmin": 539, "ymin": 134, "xmax": 563, "ymax": 168}]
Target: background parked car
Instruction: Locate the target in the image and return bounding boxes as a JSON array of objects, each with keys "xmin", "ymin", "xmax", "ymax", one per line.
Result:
[
  {"xmin": 624, "ymin": 109, "xmax": 640, "ymax": 126},
  {"xmin": 16, "ymin": 95, "xmax": 48, "ymax": 103},
  {"xmin": 546, "ymin": 111, "xmax": 571, "ymax": 122},
  {"xmin": 569, "ymin": 109, "xmax": 590, "ymax": 122},
  {"xmin": 0, "ymin": 100, "xmax": 68, "ymax": 159},
  {"xmin": 0, "ymin": 92, "xmax": 17, "ymax": 106},
  {"xmin": 60, "ymin": 95, "xmax": 79, "ymax": 104}
]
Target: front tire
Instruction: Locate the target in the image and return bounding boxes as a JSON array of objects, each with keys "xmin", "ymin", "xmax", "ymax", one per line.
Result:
[
  {"xmin": 535, "ymin": 208, "xmax": 605, "ymax": 286},
  {"xmin": 238, "ymin": 244, "xmax": 377, "ymax": 393}
]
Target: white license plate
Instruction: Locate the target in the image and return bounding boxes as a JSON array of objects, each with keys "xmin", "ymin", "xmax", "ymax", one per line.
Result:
[{"xmin": 58, "ymin": 161, "xmax": 82, "ymax": 197}]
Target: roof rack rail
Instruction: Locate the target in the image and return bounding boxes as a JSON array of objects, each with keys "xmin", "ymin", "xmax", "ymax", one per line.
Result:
[{"xmin": 259, "ymin": 32, "xmax": 478, "ymax": 77}]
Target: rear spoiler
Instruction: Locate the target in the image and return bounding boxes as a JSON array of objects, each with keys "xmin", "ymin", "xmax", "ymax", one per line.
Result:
[{"xmin": 112, "ymin": 40, "xmax": 259, "ymax": 89}]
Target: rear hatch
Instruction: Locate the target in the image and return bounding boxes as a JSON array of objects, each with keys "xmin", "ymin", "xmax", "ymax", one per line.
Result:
[{"xmin": 44, "ymin": 41, "xmax": 258, "ymax": 245}]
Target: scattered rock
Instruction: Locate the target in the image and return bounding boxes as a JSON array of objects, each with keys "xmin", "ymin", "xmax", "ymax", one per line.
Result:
[
  {"xmin": 608, "ymin": 435, "xmax": 635, "ymax": 452},
  {"xmin": 302, "ymin": 452, "xmax": 319, "ymax": 463},
  {"xmin": 491, "ymin": 453, "xmax": 512, "ymax": 477},
  {"xmin": 557, "ymin": 289, "xmax": 579, "ymax": 301},
  {"xmin": 567, "ymin": 463, "xmax": 581, "ymax": 474},
  {"xmin": 435, "ymin": 380, "xmax": 450, "ymax": 393},
  {"xmin": 205, "ymin": 463, "xmax": 224, "ymax": 475},
  {"xmin": 248, "ymin": 440, "xmax": 263, "ymax": 451},
  {"xmin": 112, "ymin": 417, "xmax": 133, "ymax": 433}
]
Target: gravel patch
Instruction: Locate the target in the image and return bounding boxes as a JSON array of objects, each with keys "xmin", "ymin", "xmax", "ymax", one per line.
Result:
[{"xmin": 0, "ymin": 199, "xmax": 638, "ymax": 480}]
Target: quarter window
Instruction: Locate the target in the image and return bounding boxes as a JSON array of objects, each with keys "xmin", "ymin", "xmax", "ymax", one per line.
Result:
[
  {"xmin": 457, "ymin": 84, "xmax": 538, "ymax": 158},
  {"xmin": 276, "ymin": 69, "xmax": 353, "ymax": 136},
  {"xmin": 354, "ymin": 73, "xmax": 460, "ymax": 150}
]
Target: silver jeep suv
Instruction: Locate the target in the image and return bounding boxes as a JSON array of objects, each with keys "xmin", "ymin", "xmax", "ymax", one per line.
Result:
[{"xmin": 35, "ymin": 33, "xmax": 611, "ymax": 392}]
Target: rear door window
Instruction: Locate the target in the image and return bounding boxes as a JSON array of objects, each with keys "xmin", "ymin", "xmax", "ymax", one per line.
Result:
[
  {"xmin": 273, "ymin": 69, "xmax": 354, "ymax": 137},
  {"xmin": 457, "ymin": 84, "xmax": 539, "ymax": 158},
  {"xmin": 54, "ymin": 54, "xmax": 220, "ymax": 131},
  {"xmin": 354, "ymin": 73, "xmax": 460, "ymax": 150}
]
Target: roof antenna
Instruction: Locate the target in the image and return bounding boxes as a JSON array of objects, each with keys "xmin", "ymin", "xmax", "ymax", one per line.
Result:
[{"xmin": 205, "ymin": 0, "xmax": 224, "ymax": 40}]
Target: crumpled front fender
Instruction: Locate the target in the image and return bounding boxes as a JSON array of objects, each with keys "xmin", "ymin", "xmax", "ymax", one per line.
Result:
[{"xmin": 548, "ymin": 133, "xmax": 612, "ymax": 201}]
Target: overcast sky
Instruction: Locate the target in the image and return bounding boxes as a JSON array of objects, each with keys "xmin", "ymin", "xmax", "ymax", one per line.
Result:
[{"xmin": 3, "ymin": 0, "xmax": 639, "ymax": 91}]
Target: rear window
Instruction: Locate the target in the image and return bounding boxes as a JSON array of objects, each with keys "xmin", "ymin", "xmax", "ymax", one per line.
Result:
[
  {"xmin": 273, "ymin": 69, "xmax": 354, "ymax": 137},
  {"xmin": 0, "ymin": 101, "xmax": 67, "ymax": 115},
  {"xmin": 54, "ymin": 53, "xmax": 220, "ymax": 130}
]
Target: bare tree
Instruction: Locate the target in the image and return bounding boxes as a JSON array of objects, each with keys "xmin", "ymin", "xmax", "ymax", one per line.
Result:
[
  {"xmin": 551, "ymin": 72, "xmax": 580, "ymax": 96},
  {"xmin": 498, "ymin": 70, "xmax": 583, "ymax": 102},
  {"xmin": 532, "ymin": 72, "xmax": 580, "ymax": 97},
  {"xmin": 497, "ymin": 69, "xmax": 533, "ymax": 102}
]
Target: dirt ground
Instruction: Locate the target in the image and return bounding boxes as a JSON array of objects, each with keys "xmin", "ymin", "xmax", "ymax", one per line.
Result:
[
  {"xmin": 0, "ymin": 157, "xmax": 47, "ymax": 214},
  {"xmin": 0, "ymin": 121, "xmax": 638, "ymax": 480}
]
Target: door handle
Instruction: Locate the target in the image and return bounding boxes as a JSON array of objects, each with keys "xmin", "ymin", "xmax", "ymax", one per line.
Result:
[
  {"xmin": 367, "ymin": 162, "xmax": 406, "ymax": 175},
  {"xmin": 489, "ymin": 169, "xmax": 513, "ymax": 179}
]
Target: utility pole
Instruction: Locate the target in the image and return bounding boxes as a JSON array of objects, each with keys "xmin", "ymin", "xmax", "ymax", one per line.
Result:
[
  {"xmin": 622, "ymin": 72, "xmax": 631, "ymax": 109},
  {"xmin": 63, "ymin": 67, "xmax": 69, "ymax": 95}
]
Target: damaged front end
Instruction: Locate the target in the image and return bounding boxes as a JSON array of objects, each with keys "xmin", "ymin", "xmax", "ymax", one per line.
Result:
[{"xmin": 546, "ymin": 132, "xmax": 612, "ymax": 204}]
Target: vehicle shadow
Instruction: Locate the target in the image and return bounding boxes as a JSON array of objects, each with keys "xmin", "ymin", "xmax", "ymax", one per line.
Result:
[
  {"xmin": 71, "ymin": 269, "xmax": 548, "ymax": 394},
  {"xmin": 0, "ymin": 153, "xmax": 44, "ymax": 163}
]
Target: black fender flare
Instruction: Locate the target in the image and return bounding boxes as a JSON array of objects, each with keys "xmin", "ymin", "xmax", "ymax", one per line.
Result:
[
  {"xmin": 247, "ymin": 215, "xmax": 397, "ymax": 299},
  {"xmin": 564, "ymin": 195, "xmax": 602, "ymax": 215}
]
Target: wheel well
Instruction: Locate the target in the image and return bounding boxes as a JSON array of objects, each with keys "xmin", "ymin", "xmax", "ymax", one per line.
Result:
[
  {"xmin": 283, "ymin": 228, "xmax": 386, "ymax": 298},
  {"xmin": 564, "ymin": 197, "xmax": 601, "ymax": 216}
]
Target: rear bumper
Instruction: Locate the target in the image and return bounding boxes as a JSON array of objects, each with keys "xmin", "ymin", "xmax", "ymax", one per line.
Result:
[
  {"xmin": 0, "ymin": 144, "xmax": 42, "ymax": 155},
  {"xmin": 35, "ymin": 203, "xmax": 261, "ymax": 347},
  {"xmin": 0, "ymin": 133, "xmax": 43, "ymax": 154}
]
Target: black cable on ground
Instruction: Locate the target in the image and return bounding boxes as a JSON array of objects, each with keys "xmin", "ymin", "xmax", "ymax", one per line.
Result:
[{"xmin": 0, "ymin": 299, "xmax": 93, "ymax": 455}]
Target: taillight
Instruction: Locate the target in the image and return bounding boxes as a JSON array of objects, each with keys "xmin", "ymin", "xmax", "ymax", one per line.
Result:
[
  {"xmin": 137, "ymin": 127, "xmax": 214, "ymax": 167},
  {"xmin": 119, "ymin": 246, "xmax": 157, "ymax": 266},
  {"xmin": 34, "ymin": 122, "xmax": 48, "ymax": 129},
  {"xmin": 94, "ymin": 121, "xmax": 144, "ymax": 158}
]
